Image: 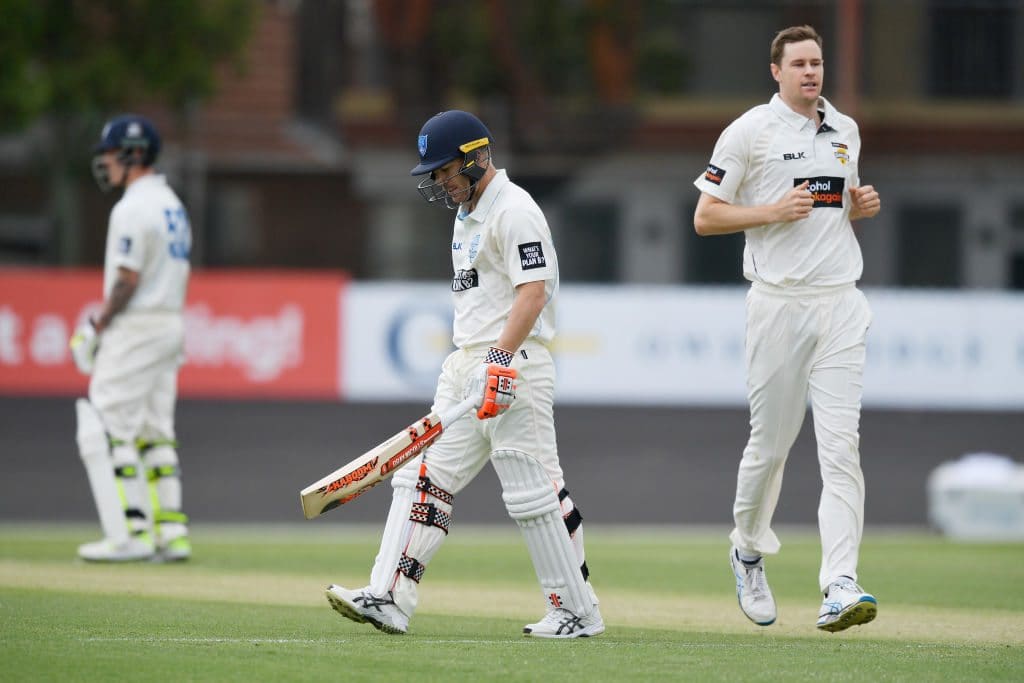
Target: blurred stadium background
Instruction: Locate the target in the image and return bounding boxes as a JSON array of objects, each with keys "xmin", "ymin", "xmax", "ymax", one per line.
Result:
[{"xmin": 1, "ymin": 0, "xmax": 1022, "ymax": 529}]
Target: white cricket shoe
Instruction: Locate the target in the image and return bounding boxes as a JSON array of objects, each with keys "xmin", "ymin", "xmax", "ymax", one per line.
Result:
[
  {"xmin": 78, "ymin": 535, "xmax": 155, "ymax": 562},
  {"xmin": 155, "ymin": 535, "xmax": 192, "ymax": 563},
  {"xmin": 523, "ymin": 605, "xmax": 605, "ymax": 639},
  {"xmin": 730, "ymin": 546, "xmax": 777, "ymax": 626},
  {"xmin": 817, "ymin": 577, "xmax": 877, "ymax": 632},
  {"xmin": 325, "ymin": 585, "xmax": 409, "ymax": 635}
]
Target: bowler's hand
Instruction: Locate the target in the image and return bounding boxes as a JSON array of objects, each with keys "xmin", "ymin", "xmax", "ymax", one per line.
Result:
[
  {"xmin": 774, "ymin": 180, "xmax": 814, "ymax": 223},
  {"xmin": 849, "ymin": 185, "xmax": 880, "ymax": 220}
]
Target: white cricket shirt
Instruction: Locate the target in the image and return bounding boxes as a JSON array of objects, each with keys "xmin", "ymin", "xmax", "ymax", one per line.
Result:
[
  {"xmin": 104, "ymin": 174, "xmax": 191, "ymax": 313},
  {"xmin": 449, "ymin": 169, "xmax": 559, "ymax": 348},
  {"xmin": 693, "ymin": 94, "xmax": 863, "ymax": 287}
]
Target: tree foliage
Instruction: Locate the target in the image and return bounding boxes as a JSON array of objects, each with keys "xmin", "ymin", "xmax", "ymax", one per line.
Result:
[{"xmin": 0, "ymin": 0, "xmax": 258, "ymax": 132}]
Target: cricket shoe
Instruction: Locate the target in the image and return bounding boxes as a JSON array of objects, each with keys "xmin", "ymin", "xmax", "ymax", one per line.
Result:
[
  {"xmin": 730, "ymin": 546, "xmax": 777, "ymax": 626},
  {"xmin": 817, "ymin": 577, "xmax": 877, "ymax": 632},
  {"xmin": 523, "ymin": 605, "xmax": 605, "ymax": 639},
  {"xmin": 154, "ymin": 535, "xmax": 192, "ymax": 563},
  {"xmin": 78, "ymin": 534, "xmax": 155, "ymax": 562},
  {"xmin": 325, "ymin": 585, "xmax": 408, "ymax": 635}
]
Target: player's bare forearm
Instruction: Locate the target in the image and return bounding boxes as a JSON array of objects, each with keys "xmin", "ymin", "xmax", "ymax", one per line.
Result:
[
  {"xmin": 694, "ymin": 193, "xmax": 780, "ymax": 236},
  {"xmin": 94, "ymin": 267, "xmax": 139, "ymax": 332},
  {"xmin": 495, "ymin": 280, "xmax": 546, "ymax": 353}
]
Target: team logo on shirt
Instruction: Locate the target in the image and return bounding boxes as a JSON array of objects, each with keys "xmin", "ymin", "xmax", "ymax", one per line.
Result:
[
  {"xmin": 468, "ymin": 234, "xmax": 481, "ymax": 262},
  {"xmin": 451, "ymin": 268, "xmax": 479, "ymax": 291},
  {"xmin": 518, "ymin": 242, "xmax": 546, "ymax": 270},
  {"xmin": 704, "ymin": 164, "xmax": 726, "ymax": 185},
  {"xmin": 118, "ymin": 237, "xmax": 132, "ymax": 254},
  {"xmin": 831, "ymin": 141, "xmax": 850, "ymax": 165},
  {"xmin": 794, "ymin": 176, "xmax": 845, "ymax": 208}
]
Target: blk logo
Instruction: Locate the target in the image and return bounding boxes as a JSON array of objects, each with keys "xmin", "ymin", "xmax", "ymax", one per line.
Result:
[{"xmin": 783, "ymin": 151, "xmax": 806, "ymax": 161}]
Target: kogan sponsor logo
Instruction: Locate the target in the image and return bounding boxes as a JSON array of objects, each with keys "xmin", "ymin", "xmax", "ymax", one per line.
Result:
[
  {"xmin": 794, "ymin": 176, "xmax": 845, "ymax": 208},
  {"xmin": 184, "ymin": 303, "xmax": 304, "ymax": 381}
]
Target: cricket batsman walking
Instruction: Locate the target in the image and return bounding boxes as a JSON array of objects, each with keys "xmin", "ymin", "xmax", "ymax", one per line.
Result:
[
  {"xmin": 325, "ymin": 110, "xmax": 603, "ymax": 638},
  {"xmin": 693, "ymin": 26, "xmax": 882, "ymax": 632},
  {"xmin": 69, "ymin": 114, "xmax": 192, "ymax": 563}
]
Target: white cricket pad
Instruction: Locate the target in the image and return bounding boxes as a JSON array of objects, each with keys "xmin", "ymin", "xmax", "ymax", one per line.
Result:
[
  {"xmin": 491, "ymin": 449, "xmax": 593, "ymax": 617},
  {"xmin": 369, "ymin": 462, "xmax": 455, "ymax": 618},
  {"xmin": 369, "ymin": 466, "xmax": 418, "ymax": 597},
  {"xmin": 75, "ymin": 399, "xmax": 129, "ymax": 544}
]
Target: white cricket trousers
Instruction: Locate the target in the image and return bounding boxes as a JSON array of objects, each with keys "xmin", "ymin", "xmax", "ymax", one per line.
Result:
[
  {"xmin": 730, "ymin": 282, "xmax": 871, "ymax": 591},
  {"xmin": 417, "ymin": 338, "xmax": 563, "ymax": 495},
  {"xmin": 89, "ymin": 312, "xmax": 184, "ymax": 443}
]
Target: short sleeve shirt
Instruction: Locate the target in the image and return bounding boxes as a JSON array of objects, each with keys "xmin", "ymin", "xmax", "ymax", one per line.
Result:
[
  {"xmin": 693, "ymin": 94, "xmax": 864, "ymax": 287},
  {"xmin": 104, "ymin": 174, "xmax": 191, "ymax": 313},
  {"xmin": 449, "ymin": 169, "xmax": 559, "ymax": 347}
]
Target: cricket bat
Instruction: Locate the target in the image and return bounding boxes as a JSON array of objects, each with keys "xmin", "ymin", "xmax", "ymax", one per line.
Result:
[{"xmin": 299, "ymin": 397, "xmax": 476, "ymax": 519}]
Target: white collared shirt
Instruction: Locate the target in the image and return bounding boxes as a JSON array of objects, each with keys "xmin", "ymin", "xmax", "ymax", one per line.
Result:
[
  {"xmin": 693, "ymin": 94, "xmax": 864, "ymax": 287},
  {"xmin": 104, "ymin": 174, "xmax": 191, "ymax": 313},
  {"xmin": 449, "ymin": 169, "xmax": 559, "ymax": 347}
]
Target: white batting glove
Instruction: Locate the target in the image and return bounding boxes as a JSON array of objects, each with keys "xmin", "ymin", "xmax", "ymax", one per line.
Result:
[
  {"xmin": 69, "ymin": 320, "xmax": 100, "ymax": 375},
  {"xmin": 463, "ymin": 347, "xmax": 518, "ymax": 419}
]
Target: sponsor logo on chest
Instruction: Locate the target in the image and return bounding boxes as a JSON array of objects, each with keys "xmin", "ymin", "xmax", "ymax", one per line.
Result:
[
  {"xmin": 794, "ymin": 176, "xmax": 845, "ymax": 208},
  {"xmin": 451, "ymin": 268, "xmax": 479, "ymax": 291}
]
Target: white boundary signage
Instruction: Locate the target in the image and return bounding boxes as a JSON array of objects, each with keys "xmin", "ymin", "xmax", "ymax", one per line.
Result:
[{"xmin": 341, "ymin": 283, "xmax": 1024, "ymax": 410}]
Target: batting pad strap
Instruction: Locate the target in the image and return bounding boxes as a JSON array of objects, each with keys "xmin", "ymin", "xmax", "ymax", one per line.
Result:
[
  {"xmin": 155, "ymin": 510, "xmax": 189, "ymax": 525},
  {"xmin": 136, "ymin": 437, "xmax": 179, "ymax": 453},
  {"xmin": 416, "ymin": 476, "xmax": 454, "ymax": 505},
  {"xmin": 147, "ymin": 465, "xmax": 181, "ymax": 481},
  {"xmin": 564, "ymin": 507, "xmax": 583, "ymax": 535},
  {"xmin": 114, "ymin": 465, "xmax": 140, "ymax": 478},
  {"xmin": 409, "ymin": 502, "xmax": 451, "ymax": 534},
  {"xmin": 398, "ymin": 553, "xmax": 425, "ymax": 583},
  {"xmin": 484, "ymin": 346, "xmax": 514, "ymax": 367}
]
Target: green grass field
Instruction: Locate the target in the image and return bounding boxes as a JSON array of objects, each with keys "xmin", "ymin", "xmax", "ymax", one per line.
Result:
[{"xmin": 2, "ymin": 523, "xmax": 1022, "ymax": 682}]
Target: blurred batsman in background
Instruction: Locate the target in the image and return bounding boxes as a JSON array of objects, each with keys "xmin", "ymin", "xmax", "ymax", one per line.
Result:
[
  {"xmin": 68, "ymin": 114, "xmax": 193, "ymax": 563},
  {"xmin": 325, "ymin": 110, "xmax": 604, "ymax": 638},
  {"xmin": 693, "ymin": 26, "xmax": 882, "ymax": 632}
]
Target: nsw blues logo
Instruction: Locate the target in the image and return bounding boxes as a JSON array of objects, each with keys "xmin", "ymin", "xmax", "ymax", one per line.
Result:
[
  {"xmin": 468, "ymin": 234, "xmax": 481, "ymax": 262},
  {"xmin": 418, "ymin": 134, "xmax": 428, "ymax": 158}
]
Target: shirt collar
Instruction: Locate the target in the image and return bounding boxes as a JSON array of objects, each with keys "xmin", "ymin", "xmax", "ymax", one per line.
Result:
[
  {"xmin": 124, "ymin": 173, "xmax": 165, "ymax": 196},
  {"xmin": 459, "ymin": 169, "xmax": 508, "ymax": 223},
  {"xmin": 769, "ymin": 93, "xmax": 837, "ymax": 132}
]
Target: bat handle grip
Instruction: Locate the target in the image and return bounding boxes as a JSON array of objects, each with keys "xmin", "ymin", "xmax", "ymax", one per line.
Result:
[{"xmin": 439, "ymin": 397, "xmax": 477, "ymax": 428}]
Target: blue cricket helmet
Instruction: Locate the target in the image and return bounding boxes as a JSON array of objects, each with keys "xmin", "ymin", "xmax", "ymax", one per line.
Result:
[
  {"xmin": 410, "ymin": 110, "xmax": 492, "ymax": 176},
  {"xmin": 94, "ymin": 114, "xmax": 161, "ymax": 166}
]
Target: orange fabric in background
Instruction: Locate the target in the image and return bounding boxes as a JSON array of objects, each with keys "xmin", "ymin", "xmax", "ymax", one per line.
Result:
[{"xmin": 0, "ymin": 269, "xmax": 346, "ymax": 399}]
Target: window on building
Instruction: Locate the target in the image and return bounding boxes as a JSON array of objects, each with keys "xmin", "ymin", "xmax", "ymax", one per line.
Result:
[
  {"xmin": 928, "ymin": 1, "xmax": 1016, "ymax": 98},
  {"xmin": 684, "ymin": 203, "xmax": 745, "ymax": 284},
  {"xmin": 898, "ymin": 204, "xmax": 962, "ymax": 287},
  {"xmin": 558, "ymin": 201, "xmax": 619, "ymax": 282},
  {"xmin": 1011, "ymin": 205, "xmax": 1024, "ymax": 290}
]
